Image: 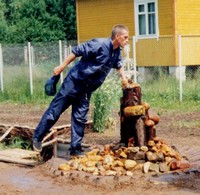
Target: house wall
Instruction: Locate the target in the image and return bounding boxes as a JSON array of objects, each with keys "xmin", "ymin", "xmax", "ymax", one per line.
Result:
[
  {"xmin": 76, "ymin": 0, "xmax": 200, "ymax": 66},
  {"xmin": 76, "ymin": 0, "xmax": 176, "ymax": 40},
  {"xmin": 158, "ymin": 0, "xmax": 175, "ymax": 36},
  {"xmin": 76, "ymin": 0, "xmax": 135, "ymax": 43},
  {"xmin": 181, "ymin": 36, "xmax": 200, "ymax": 65},
  {"xmin": 135, "ymin": 0, "xmax": 176, "ymax": 66},
  {"xmin": 135, "ymin": 36, "xmax": 175, "ymax": 66},
  {"xmin": 175, "ymin": 0, "xmax": 200, "ymax": 66},
  {"xmin": 176, "ymin": 0, "xmax": 200, "ymax": 35},
  {"xmin": 76, "ymin": 0, "xmax": 177, "ymax": 66}
]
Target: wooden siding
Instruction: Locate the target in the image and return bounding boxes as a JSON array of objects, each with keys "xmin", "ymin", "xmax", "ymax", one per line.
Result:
[
  {"xmin": 135, "ymin": 36, "xmax": 175, "ymax": 66},
  {"xmin": 76, "ymin": 0, "xmax": 134, "ymax": 43},
  {"xmin": 156, "ymin": 0, "xmax": 177, "ymax": 65},
  {"xmin": 158, "ymin": 0, "xmax": 175, "ymax": 36},
  {"xmin": 135, "ymin": 35, "xmax": 200, "ymax": 66},
  {"xmin": 175, "ymin": 1, "xmax": 200, "ymax": 65},
  {"xmin": 182, "ymin": 36, "xmax": 200, "ymax": 65},
  {"xmin": 176, "ymin": 0, "xmax": 200, "ymax": 35}
]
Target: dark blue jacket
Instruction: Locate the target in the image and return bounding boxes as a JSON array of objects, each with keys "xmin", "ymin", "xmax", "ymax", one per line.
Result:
[{"xmin": 68, "ymin": 38, "xmax": 123, "ymax": 92}]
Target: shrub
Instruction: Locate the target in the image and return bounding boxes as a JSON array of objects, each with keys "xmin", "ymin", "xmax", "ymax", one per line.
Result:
[{"xmin": 91, "ymin": 76, "xmax": 121, "ymax": 133}]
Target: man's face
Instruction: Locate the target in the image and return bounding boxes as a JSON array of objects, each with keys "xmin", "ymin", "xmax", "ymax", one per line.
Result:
[{"xmin": 116, "ymin": 30, "xmax": 129, "ymax": 48}]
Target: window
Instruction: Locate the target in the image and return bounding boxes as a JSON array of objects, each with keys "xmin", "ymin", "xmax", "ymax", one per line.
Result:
[{"xmin": 134, "ymin": 0, "xmax": 159, "ymax": 38}]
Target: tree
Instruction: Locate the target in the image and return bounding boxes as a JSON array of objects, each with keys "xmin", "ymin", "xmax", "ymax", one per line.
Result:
[
  {"xmin": 45, "ymin": 0, "xmax": 77, "ymax": 40},
  {"xmin": 0, "ymin": 0, "xmax": 9, "ymax": 42},
  {"xmin": 0, "ymin": 0, "xmax": 77, "ymax": 43}
]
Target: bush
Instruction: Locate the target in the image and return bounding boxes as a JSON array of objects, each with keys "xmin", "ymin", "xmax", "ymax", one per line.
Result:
[{"xmin": 91, "ymin": 76, "xmax": 121, "ymax": 133}]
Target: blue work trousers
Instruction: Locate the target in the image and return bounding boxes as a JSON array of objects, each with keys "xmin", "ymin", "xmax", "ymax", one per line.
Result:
[{"xmin": 33, "ymin": 76, "xmax": 91, "ymax": 151}]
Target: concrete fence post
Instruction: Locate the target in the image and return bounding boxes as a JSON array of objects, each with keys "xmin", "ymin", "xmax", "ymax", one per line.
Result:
[
  {"xmin": 178, "ymin": 35, "xmax": 183, "ymax": 102},
  {"xmin": 59, "ymin": 40, "xmax": 63, "ymax": 83},
  {"xmin": 133, "ymin": 36, "xmax": 137, "ymax": 83},
  {"xmin": 28, "ymin": 42, "xmax": 33, "ymax": 95},
  {"xmin": 0, "ymin": 44, "xmax": 3, "ymax": 92},
  {"xmin": 24, "ymin": 46, "xmax": 28, "ymax": 65}
]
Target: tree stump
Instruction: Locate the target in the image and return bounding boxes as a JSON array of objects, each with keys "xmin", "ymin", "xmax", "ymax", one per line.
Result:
[{"xmin": 120, "ymin": 81, "xmax": 158, "ymax": 147}]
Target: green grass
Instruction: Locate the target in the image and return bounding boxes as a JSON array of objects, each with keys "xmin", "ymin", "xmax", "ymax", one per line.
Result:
[
  {"xmin": 0, "ymin": 143, "xmax": 6, "ymax": 150},
  {"xmin": 0, "ymin": 137, "xmax": 32, "ymax": 150},
  {"xmin": 0, "ymin": 63, "xmax": 58, "ymax": 104},
  {"xmin": 176, "ymin": 120, "xmax": 200, "ymax": 129},
  {"xmin": 140, "ymin": 76, "xmax": 200, "ymax": 112}
]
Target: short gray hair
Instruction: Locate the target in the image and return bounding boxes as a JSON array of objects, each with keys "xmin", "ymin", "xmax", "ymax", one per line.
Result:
[{"xmin": 111, "ymin": 24, "xmax": 129, "ymax": 40}]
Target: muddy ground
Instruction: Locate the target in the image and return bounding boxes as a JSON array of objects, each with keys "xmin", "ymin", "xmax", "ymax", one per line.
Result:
[{"xmin": 0, "ymin": 103, "xmax": 200, "ymax": 195}]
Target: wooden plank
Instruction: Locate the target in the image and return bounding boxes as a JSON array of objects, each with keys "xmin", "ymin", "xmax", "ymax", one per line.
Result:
[
  {"xmin": 54, "ymin": 124, "xmax": 71, "ymax": 130},
  {"xmin": 7, "ymin": 148, "xmax": 39, "ymax": 159},
  {"xmin": 42, "ymin": 129, "xmax": 57, "ymax": 143},
  {"xmin": 0, "ymin": 155, "xmax": 38, "ymax": 166},
  {"xmin": 0, "ymin": 149, "xmax": 40, "ymax": 166},
  {"xmin": 0, "ymin": 126, "xmax": 14, "ymax": 142},
  {"xmin": 42, "ymin": 138, "xmax": 57, "ymax": 147},
  {"xmin": 0, "ymin": 149, "xmax": 39, "ymax": 158}
]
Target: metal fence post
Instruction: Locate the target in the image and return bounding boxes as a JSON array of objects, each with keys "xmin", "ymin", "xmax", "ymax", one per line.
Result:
[
  {"xmin": 59, "ymin": 40, "xmax": 63, "ymax": 83},
  {"xmin": 178, "ymin": 35, "xmax": 183, "ymax": 102},
  {"xmin": 133, "ymin": 36, "xmax": 137, "ymax": 83},
  {"xmin": 31, "ymin": 46, "xmax": 35, "ymax": 66},
  {"xmin": 28, "ymin": 42, "xmax": 33, "ymax": 95},
  {"xmin": 0, "ymin": 44, "xmax": 3, "ymax": 92},
  {"xmin": 24, "ymin": 46, "xmax": 28, "ymax": 65}
]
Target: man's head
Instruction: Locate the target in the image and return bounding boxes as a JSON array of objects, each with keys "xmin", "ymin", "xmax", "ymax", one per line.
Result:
[{"xmin": 111, "ymin": 24, "xmax": 129, "ymax": 49}]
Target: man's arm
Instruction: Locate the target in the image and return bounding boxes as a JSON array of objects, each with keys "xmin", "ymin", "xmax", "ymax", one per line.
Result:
[
  {"xmin": 117, "ymin": 66, "xmax": 127, "ymax": 81},
  {"xmin": 53, "ymin": 53, "xmax": 76, "ymax": 75}
]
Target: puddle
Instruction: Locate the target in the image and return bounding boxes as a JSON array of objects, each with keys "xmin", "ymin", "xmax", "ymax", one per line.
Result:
[
  {"xmin": 11, "ymin": 175, "xmax": 40, "ymax": 190},
  {"xmin": 150, "ymin": 168, "xmax": 200, "ymax": 190},
  {"xmin": 57, "ymin": 143, "xmax": 91, "ymax": 158}
]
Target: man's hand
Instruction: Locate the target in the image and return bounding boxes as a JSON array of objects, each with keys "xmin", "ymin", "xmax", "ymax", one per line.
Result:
[
  {"xmin": 53, "ymin": 65, "xmax": 65, "ymax": 76},
  {"xmin": 121, "ymin": 78, "xmax": 129, "ymax": 89},
  {"xmin": 53, "ymin": 53, "xmax": 76, "ymax": 76}
]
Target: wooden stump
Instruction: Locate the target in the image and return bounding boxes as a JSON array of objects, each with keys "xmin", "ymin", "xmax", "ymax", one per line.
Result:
[{"xmin": 120, "ymin": 81, "xmax": 155, "ymax": 147}]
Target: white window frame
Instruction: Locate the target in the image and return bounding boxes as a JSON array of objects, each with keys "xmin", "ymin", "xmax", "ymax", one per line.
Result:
[{"xmin": 134, "ymin": 0, "xmax": 159, "ymax": 39}]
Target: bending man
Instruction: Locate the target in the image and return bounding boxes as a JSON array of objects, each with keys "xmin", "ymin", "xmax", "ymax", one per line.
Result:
[{"xmin": 33, "ymin": 24, "xmax": 129, "ymax": 156}]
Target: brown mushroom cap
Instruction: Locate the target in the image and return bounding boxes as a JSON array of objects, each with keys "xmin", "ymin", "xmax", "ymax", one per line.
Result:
[
  {"xmin": 145, "ymin": 119, "xmax": 155, "ymax": 127},
  {"xmin": 142, "ymin": 102, "xmax": 150, "ymax": 111}
]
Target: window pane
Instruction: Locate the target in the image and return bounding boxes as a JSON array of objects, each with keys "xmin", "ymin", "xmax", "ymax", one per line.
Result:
[
  {"xmin": 148, "ymin": 13, "xmax": 155, "ymax": 34},
  {"xmin": 148, "ymin": 2, "xmax": 155, "ymax": 12},
  {"xmin": 139, "ymin": 15, "xmax": 146, "ymax": 35},
  {"xmin": 139, "ymin": 4, "xmax": 145, "ymax": 12}
]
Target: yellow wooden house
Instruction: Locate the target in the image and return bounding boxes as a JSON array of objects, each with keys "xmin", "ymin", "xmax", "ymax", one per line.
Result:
[{"xmin": 76, "ymin": 0, "xmax": 200, "ymax": 66}]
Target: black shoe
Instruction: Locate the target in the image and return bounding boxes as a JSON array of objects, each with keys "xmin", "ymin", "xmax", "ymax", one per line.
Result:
[
  {"xmin": 69, "ymin": 149, "xmax": 85, "ymax": 157},
  {"xmin": 76, "ymin": 146, "xmax": 84, "ymax": 152},
  {"xmin": 33, "ymin": 139, "xmax": 42, "ymax": 152}
]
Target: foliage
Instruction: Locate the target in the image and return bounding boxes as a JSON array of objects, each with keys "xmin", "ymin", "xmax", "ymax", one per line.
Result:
[
  {"xmin": 45, "ymin": 0, "xmax": 77, "ymax": 40},
  {"xmin": 10, "ymin": 136, "xmax": 32, "ymax": 150},
  {"xmin": 0, "ymin": 0, "xmax": 8, "ymax": 42},
  {"xmin": 91, "ymin": 76, "xmax": 121, "ymax": 133},
  {"xmin": 0, "ymin": 137, "xmax": 32, "ymax": 150},
  {"xmin": 0, "ymin": 0, "xmax": 76, "ymax": 43}
]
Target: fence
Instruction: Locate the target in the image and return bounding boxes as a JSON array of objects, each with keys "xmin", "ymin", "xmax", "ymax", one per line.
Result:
[{"xmin": 0, "ymin": 36, "xmax": 199, "ymax": 102}]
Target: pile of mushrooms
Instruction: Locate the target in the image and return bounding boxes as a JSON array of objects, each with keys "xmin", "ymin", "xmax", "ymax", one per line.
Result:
[{"xmin": 58, "ymin": 137, "xmax": 190, "ymax": 176}]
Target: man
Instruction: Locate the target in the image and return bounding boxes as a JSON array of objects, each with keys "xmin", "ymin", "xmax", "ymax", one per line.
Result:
[{"xmin": 33, "ymin": 24, "xmax": 129, "ymax": 156}]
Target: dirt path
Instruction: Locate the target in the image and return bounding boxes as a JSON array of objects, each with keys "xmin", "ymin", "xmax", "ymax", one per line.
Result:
[{"xmin": 0, "ymin": 103, "xmax": 200, "ymax": 194}]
